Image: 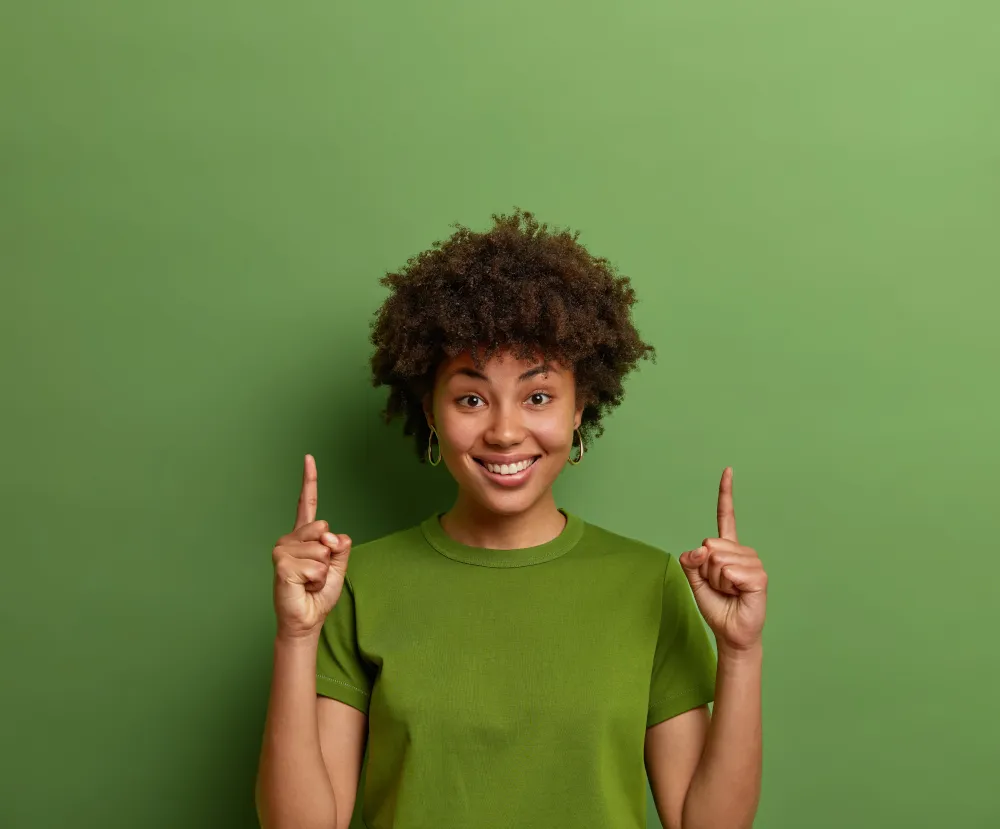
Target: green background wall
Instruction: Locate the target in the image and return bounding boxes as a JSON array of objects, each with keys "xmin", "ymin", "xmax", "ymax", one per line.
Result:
[{"xmin": 3, "ymin": 1, "xmax": 997, "ymax": 827}]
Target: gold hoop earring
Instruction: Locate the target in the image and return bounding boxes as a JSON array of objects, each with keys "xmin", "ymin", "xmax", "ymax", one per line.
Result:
[
  {"xmin": 427, "ymin": 426, "xmax": 442, "ymax": 466},
  {"xmin": 568, "ymin": 428, "xmax": 585, "ymax": 465}
]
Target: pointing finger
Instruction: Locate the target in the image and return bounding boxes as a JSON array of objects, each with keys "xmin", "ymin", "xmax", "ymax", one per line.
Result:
[
  {"xmin": 294, "ymin": 454, "xmax": 319, "ymax": 531},
  {"xmin": 717, "ymin": 466, "xmax": 738, "ymax": 543}
]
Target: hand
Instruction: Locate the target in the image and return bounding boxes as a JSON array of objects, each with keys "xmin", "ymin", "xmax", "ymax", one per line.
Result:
[
  {"xmin": 678, "ymin": 467, "xmax": 767, "ymax": 655},
  {"xmin": 271, "ymin": 454, "xmax": 352, "ymax": 640}
]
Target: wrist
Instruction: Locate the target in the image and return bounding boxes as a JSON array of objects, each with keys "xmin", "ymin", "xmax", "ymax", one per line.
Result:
[
  {"xmin": 717, "ymin": 639, "xmax": 763, "ymax": 665},
  {"xmin": 275, "ymin": 628, "xmax": 322, "ymax": 650}
]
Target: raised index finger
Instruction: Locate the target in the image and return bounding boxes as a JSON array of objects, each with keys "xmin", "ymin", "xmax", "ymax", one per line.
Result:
[
  {"xmin": 717, "ymin": 466, "xmax": 738, "ymax": 543},
  {"xmin": 294, "ymin": 453, "xmax": 319, "ymax": 530}
]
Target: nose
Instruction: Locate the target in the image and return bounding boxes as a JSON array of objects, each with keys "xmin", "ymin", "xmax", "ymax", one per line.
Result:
[{"xmin": 483, "ymin": 400, "xmax": 525, "ymax": 447}]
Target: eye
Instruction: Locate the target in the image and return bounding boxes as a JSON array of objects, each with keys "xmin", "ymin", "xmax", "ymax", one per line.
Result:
[
  {"xmin": 527, "ymin": 392, "xmax": 552, "ymax": 406},
  {"xmin": 457, "ymin": 394, "xmax": 484, "ymax": 408}
]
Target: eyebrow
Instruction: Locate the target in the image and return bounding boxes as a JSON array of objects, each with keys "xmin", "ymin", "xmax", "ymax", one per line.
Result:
[{"xmin": 449, "ymin": 363, "xmax": 559, "ymax": 383}]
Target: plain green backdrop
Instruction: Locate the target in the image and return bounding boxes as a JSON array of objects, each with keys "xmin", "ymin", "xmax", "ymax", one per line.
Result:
[{"xmin": 2, "ymin": 1, "xmax": 997, "ymax": 827}]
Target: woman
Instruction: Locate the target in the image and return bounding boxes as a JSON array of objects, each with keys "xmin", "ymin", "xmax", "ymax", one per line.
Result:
[{"xmin": 256, "ymin": 209, "xmax": 767, "ymax": 829}]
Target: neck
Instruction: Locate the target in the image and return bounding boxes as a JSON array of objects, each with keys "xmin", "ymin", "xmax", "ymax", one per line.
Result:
[{"xmin": 441, "ymin": 489, "xmax": 566, "ymax": 550}]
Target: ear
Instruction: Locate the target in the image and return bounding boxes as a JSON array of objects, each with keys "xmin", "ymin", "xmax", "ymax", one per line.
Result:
[
  {"xmin": 422, "ymin": 391, "xmax": 434, "ymax": 429},
  {"xmin": 572, "ymin": 386, "xmax": 588, "ymax": 431}
]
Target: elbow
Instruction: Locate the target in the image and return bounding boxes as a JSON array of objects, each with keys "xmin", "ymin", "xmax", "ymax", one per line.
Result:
[
  {"xmin": 680, "ymin": 789, "xmax": 758, "ymax": 829},
  {"xmin": 254, "ymin": 775, "xmax": 279, "ymax": 829},
  {"xmin": 254, "ymin": 777, "xmax": 338, "ymax": 829}
]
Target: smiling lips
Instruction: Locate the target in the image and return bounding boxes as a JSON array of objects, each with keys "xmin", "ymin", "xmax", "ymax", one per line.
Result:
[{"xmin": 473, "ymin": 455, "xmax": 540, "ymax": 485}]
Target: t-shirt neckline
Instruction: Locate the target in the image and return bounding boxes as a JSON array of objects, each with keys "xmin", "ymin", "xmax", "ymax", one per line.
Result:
[{"xmin": 420, "ymin": 508, "xmax": 584, "ymax": 568}]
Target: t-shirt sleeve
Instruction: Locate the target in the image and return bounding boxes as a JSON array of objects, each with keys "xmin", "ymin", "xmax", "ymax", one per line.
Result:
[
  {"xmin": 315, "ymin": 574, "xmax": 374, "ymax": 714},
  {"xmin": 646, "ymin": 553, "xmax": 718, "ymax": 728}
]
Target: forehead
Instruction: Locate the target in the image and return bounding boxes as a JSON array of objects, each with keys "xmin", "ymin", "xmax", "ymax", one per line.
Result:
[{"xmin": 437, "ymin": 348, "xmax": 570, "ymax": 379}]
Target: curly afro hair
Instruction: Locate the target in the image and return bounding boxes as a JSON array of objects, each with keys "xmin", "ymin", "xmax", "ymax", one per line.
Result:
[{"xmin": 369, "ymin": 208, "xmax": 656, "ymax": 462}]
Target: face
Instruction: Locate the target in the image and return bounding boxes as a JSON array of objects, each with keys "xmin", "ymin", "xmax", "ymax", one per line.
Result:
[{"xmin": 423, "ymin": 349, "xmax": 585, "ymax": 517}]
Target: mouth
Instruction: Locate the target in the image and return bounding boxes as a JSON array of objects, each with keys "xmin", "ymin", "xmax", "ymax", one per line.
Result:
[{"xmin": 472, "ymin": 455, "xmax": 541, "ymax": 486}]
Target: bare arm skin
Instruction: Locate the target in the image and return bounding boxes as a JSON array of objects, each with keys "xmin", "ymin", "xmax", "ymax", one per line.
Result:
[{"xmin": 256, "ymin": 455, "xmax": 365, "ymax": 829}]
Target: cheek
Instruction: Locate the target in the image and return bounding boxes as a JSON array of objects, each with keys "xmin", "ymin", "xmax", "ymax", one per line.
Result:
[
  {"xmin": 533, "ymin": 420, "xmax": 574, "ymax": 452},
  {"xmin": 437, "ymin": 414, "xmax": 477, "ymax": 453}
]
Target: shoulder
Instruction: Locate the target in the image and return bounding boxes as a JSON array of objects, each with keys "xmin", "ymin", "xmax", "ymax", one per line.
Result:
[
  {"xmin": 341, "ymin": 519, "xmax": 430, "ymax": 583},
  {"xmin": 577, "ymin": 516, "xmax": 674, "ymax": 574}
]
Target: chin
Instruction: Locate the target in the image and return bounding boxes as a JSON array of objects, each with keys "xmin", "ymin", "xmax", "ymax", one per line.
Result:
[
  {"xmin": 457, "ymin": 467, "xmax": 538, "ymax": 512},
  {"xmin": 479, "ymin": 493, "xmax": 538, "ymax": 516},
  {"xmin": 479, "ymin": 483, "xmax": 553, "ymax": 518}
]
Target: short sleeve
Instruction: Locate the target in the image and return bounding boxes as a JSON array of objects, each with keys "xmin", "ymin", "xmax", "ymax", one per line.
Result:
[
  {"xmin": 647, "ymin": 553, "xmax": 718, "ymax": 727},
  {"xmin": 315, "ymin": 574, "xmax": 374, "ymax": 714}
]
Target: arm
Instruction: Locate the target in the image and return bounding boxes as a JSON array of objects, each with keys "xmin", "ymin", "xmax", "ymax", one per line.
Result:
[
  {"xmin": 644, "ymin": 643, "xmax": 763, "ymax": 829},
  {"xmin": 255, "ymin": 633, "xmax": 368, "ymax": 829},
  {"xmin": 318, "ymin": 695, "xmax": 369, "ymax": 827}
]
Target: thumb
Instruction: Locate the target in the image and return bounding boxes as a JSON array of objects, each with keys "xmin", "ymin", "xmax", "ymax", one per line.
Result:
[
  {"xmin": 678, "ymin": 547, "xmax": 708, "ymax": 590},
  {"xmin": 328, "ymin": 534, "xmax": 352, "ymax": 573}
]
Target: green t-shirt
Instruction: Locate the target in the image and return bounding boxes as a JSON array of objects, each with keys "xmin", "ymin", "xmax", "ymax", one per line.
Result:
[{"xmin": 316, "ymin": 509, "xmax": 717, "ymax": 829}]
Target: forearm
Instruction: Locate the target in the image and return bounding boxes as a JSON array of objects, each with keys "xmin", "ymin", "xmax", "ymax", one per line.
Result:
[
  {"xmin": 682, "ymin": 643, "xmax": 763, "ymax": 829},
  {"xmin": 256, "ymin": 634, "xmax": 338, "ymax": 829}
]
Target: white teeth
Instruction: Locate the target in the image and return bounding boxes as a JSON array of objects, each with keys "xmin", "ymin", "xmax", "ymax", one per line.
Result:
[{"xmin": 484, "ymin": 458, "xmax": 536, "ymax": 475}]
